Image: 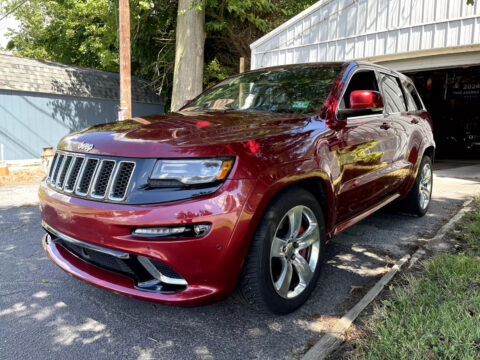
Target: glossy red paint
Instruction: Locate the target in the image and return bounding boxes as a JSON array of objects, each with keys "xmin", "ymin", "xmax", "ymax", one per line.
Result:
[
  {"xmin": 40, "ymin": 61, "xmax": 435, "ymax": 305},
  {"xmin": 42, "ymin": 236, "xmax": 220, "ymax": 305},
  {"xmin": 349, "ymin": 90, "xmax": 384, "ymax": 110}
]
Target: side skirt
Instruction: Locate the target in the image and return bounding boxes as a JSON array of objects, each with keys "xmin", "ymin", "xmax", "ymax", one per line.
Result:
[{"xmin": 331, "ymin": 193, "xmax": 401, "ymax": 236}]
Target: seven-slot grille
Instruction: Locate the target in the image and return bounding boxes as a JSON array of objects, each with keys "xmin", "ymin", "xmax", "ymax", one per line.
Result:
[{"xmin": 47, "ymin": 152, "xmax": 135, "ymax": 202}]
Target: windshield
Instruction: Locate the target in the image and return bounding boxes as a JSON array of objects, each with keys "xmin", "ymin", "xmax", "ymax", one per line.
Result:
[{"xmin": 182, "ymin": 66, "xmax": 342, "ymax": 114}]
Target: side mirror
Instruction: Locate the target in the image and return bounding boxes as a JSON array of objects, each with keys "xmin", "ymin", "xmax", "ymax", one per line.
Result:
[
  {"xmin": 350, "ymin": 90, "xmax": 384, "ymax": 110},
  {"xmin": 337, "ymin": 90, "xmax": 384, "ymax": 120}
]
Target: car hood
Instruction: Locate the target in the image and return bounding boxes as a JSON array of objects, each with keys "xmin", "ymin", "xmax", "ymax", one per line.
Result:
[{"xmin": 58, "ymin": 111, "xmax": 328, "ymax": 160}]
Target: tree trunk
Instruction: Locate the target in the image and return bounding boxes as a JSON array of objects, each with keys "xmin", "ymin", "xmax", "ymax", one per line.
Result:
[{"xmin": 171, "ymin": 0, "xmax": 205, "ymax": 112}]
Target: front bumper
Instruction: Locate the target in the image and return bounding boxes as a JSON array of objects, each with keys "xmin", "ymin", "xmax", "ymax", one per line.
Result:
[{"xmin": 39, "ymin": 178, "xmax": 256, "ymax": 305}]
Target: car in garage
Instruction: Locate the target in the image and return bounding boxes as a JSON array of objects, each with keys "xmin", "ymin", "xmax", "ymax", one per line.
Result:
[{"xmin": 40, "ymin": 61, "xmax": 435, "ymax": 314}]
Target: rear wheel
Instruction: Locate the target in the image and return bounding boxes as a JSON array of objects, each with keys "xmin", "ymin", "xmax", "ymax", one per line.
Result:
[
  {"xmin": 402, "ymin": 156, "xmax": 433, "ymax": 217},
  {"xmin": 238, "ymin": 188, "xmax": 325, "ymax": 314}
]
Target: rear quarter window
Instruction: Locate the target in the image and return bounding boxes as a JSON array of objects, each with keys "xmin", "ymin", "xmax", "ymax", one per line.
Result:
[
  {"xmin": 379, "ymin": 74, "xmax": 407, "ymax": 113},
  {"xmin": 402, "ymin": 80, "xmax": 423, "ymax": 111}
]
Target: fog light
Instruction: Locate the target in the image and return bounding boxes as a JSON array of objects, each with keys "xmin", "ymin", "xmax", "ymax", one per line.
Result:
[{"xmin": 132, "ymin": 224, "xmax": 211, "ymax": 239}]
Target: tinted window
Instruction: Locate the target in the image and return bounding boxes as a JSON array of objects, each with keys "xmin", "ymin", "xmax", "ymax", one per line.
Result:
[
  {"xmin": 183, "ymin": 66, "xmax": 342, "ymax": 114},
  {"xmin": 380, "ymin": 74, "xmax": 407, "ymax": 113},
  {"xmin": 340, "ymin": 70, "xmax": 379, "ymax": 109},
  {"xmin": 402, "ymin": 80, "xmax": 423, "ymax": 111}
]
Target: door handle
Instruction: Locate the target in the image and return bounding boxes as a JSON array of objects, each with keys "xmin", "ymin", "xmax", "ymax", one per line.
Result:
[
  {"xmin": 380, "ymin": 123, "xmax": 391, "ymax": 130},
  {"xmin": 411, "ymin": 118, "xmax": 419, "ymax": 124}
]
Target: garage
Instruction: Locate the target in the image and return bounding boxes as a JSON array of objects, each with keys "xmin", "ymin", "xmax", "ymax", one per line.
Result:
[
  {"xmin": 250, "ymin": 0, "xmax": 480, "ymax": 162},
  {"xmin": 408, "ymin": 66, "xmax": 480, "ymax": 158}
]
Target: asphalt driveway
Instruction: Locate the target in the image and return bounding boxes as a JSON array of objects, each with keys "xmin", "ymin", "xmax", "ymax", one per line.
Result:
[{"xmin": 1, "ymin": 175, "xmax": 479, "ymax": 360}]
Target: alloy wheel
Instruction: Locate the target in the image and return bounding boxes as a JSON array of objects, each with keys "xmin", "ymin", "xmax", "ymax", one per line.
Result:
[
  {"xmin": 270, "ymin": 205, "xmax": 320, "ymax": 299},
  {"xmin": 419, "ymin": 162, "xmax": 433, "ymax": 210}
]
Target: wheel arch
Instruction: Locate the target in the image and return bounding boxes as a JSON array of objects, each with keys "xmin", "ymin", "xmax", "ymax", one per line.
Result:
[
  {"xmin": 276, "ymin": 178, "xmax": 329, "ymax": 228},
  {"xmin": 245, "ymin": 175, "xmax": 334, "ymax": 244},
  {"xmin": 422, "ymin": 145, "xmax": 435, "ymax": 163}
]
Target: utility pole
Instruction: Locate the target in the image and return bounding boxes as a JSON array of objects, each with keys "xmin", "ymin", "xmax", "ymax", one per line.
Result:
[
  {"xmin": 118, "ymin": 0, "xmax": 132, "ymax": 120},
  {"xmin": 239, "ymin": 57, "xmax": 245, "ymax": 73}
]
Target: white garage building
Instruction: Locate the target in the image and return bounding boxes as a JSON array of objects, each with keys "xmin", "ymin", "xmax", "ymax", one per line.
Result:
[{"xmin": 251, "ymin": 0, "xmax": 480, "ymax": 158}]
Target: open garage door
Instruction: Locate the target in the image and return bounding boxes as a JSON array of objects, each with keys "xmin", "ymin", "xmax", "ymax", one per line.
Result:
[{"xmin": 407, "ymin": 66, "xmax": 480, "ymax": 160}]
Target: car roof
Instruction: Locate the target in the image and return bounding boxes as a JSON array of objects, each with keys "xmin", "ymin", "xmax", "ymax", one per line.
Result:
[
  {"xmin": 252, "ymin": 61, "xmax": 409, "ymax": 81},
  {"xmin": 246, "ymin": 62, "xmax": 345, "ymax": 73}
]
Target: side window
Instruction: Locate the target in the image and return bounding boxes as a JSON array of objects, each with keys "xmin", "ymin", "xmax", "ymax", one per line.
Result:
[
  {"xmin": 379, "ymin": 74, "xmax": 407, "ymax": 113},
  {"xmin": 340, "ymin": 70, "xmax": 379, "ymax": 109},
  {"xmin": 402, "ymin": 80, "xmax": 423, "ymax": 111}
]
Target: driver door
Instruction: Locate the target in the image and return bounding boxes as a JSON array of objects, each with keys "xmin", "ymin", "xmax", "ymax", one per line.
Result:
[{"xmin": 332, "ymin": 69, "xmax": 398, "ymax": 222}]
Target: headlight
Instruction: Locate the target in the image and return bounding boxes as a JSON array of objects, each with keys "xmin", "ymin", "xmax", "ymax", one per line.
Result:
[{"xmin": 150, "ymin": 158, "xmax": 234, "ymax": 186}]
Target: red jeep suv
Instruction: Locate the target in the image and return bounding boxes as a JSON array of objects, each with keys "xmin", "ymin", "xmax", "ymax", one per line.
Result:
[{"xmin": 40, "ymin": 61, "xmax": 434, "ymax": 314}]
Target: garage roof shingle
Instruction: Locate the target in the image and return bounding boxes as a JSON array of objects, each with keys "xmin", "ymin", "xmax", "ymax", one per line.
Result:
[{"xmin": 0, "ymin": 54, "xmax": 163, "ymax": 104}]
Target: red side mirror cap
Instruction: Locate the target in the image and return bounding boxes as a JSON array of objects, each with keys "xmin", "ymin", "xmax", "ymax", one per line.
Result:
[{"xmin": 350, "ymin": 90, "xmax": 384, "ymax": 110}]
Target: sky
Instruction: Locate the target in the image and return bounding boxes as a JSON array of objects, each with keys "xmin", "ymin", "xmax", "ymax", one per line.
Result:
[{"xmin": 0, "ymin": 14, "xmax": 19, "ymax": 50}]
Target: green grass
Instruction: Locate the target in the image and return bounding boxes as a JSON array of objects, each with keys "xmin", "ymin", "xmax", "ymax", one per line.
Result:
[
  {"xmin": 352, "ymin": 202, "xmax": 480, "ymax": 360},
  {"xmin": 459, "ymin": 203, "xmax": 480, "ymax": 251}
]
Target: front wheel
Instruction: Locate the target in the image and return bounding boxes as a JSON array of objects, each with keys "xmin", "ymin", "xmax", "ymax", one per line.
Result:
[
  {"xmin": 238, "ymin": 188, "xmax": 326, "ymax": 314},
  {"xmin": 402, "ymin": 156, "xmax": 433, "ymax": 217}
]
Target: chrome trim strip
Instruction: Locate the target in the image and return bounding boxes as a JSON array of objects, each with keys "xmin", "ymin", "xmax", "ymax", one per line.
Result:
[
  {"xmin": 137, "ymin": 256, "xmax": 188, "ymax": 286},
  {"xmin": 346, "ymin": 114, "xmax": 386, "ymax": 121},
  {"xmin": 42, "ymin": 220, "xmax": 130, "ymax": 259}
]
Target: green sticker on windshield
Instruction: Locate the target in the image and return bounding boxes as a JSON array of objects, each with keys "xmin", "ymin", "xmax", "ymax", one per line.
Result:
[{"xmin": 293, "ymin": 101, "xmax": 310, "ymax": 109}]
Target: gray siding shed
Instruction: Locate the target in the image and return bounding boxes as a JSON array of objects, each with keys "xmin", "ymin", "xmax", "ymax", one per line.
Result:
[{"xmin": 0, "ymin": 54, "xmax": 165, "ymax": 160}]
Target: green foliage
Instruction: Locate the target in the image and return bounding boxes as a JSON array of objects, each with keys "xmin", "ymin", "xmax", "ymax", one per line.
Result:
[
  {"xmin": 0, "ymin": 0, "xmax": 317, "ymax": 104},
  {"xmin": 3, "ymin": 0, "xmax": 120, "ymax": 71},
  {"xmin": 2, "ymin": 0, "xmax": 474, "ymax": 106},
  {"xmin": 203, "ymin": 57, "xmax": 231, "ymax": 88},
  {"xmin": 2, "ymin": 0, "xmax": 177, "ymax": 95}
]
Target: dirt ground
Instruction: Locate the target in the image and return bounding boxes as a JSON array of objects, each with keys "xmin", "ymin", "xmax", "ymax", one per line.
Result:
[{"xmin": 0, "ymin": 167, "xmax": 46, "ymax": 186}]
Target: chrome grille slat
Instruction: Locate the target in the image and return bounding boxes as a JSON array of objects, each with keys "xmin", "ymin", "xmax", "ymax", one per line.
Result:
[
  {"xmin": 47, "ymin": 151, "xmax": 135, "ymax": 203},
  {"xmin": 76, "ymin": 158, "xmax": 99, "ymax": 196},
  {"xmin": 64, "ymin": 157, "xmax": 84, "ymax": 193},
  {"xmin": 56, "ymin": 155, "xmax": 73, "ymax": 189},
  {"xmin": 91, "ymin": 160, "xmax": 116, "ymax": 199},
  {"xmin": 47, "ymin": 153, "xmax": 59, "ymax": 182},
  {"xmin": 108, "ymin": 161, "xmax": 136, "ymax": 201},
  {"xmin": 51, "ymin": 154, "xmax": 65, "ymax": 184}
]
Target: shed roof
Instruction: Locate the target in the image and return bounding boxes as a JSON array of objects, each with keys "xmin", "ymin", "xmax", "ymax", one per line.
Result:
[{"xmin": 0, "ymin": 54, "xmax": 163, "ymax": 104}]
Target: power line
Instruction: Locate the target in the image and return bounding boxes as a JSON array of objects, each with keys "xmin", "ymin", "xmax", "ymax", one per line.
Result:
[{"xmin": 0, "ymin": 0, "xmax": 28, "ymax": 23}]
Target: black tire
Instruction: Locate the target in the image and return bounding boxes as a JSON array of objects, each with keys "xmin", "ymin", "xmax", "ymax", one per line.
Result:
[
  {"xmin": 401, "ymin": 156, "xmax": 433, "ymax": 217},
  {"xmin": 238, "ymin": 187, "xmax": 326, "ymax": 314}
]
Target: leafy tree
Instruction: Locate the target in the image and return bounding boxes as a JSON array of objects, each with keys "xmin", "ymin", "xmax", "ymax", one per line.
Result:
[
  {"xmin": 2, "ymin": 0, "xmax": 178, "ymax": 97},
  {"xmin": 0, "ymin": 0, "xmax": 319, "ymax": 107}
]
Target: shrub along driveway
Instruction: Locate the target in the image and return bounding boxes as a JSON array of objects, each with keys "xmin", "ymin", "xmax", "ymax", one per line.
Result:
[{"xmin": 0, "ymin": 176, "xmax": 479, "ymax": 360}]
